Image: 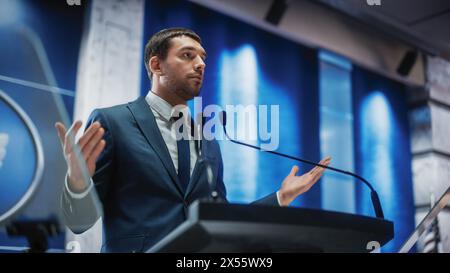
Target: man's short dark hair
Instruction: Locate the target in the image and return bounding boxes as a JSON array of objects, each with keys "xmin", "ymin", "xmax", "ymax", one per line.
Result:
[{"xmin": 144, "ymin": 27, "xmax": 202, "ymax": 81}]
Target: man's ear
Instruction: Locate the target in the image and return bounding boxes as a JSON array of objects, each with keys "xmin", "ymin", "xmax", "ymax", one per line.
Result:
[{"xmin": 149, "ymin": 56, "xmax": 164, "ymax": 76}]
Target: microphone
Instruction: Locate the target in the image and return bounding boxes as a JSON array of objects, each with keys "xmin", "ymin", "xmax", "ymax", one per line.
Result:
[
  {"xmin": 219, "ymin": 111, "xmax": 385, "ymax": 219},
  {"xmin": 195, "ymin": 113, "xmax": 222, "ymax": 203},
  {"xmin": 205, "ymin": 162, "xmax": 221, "ymax": 202}
]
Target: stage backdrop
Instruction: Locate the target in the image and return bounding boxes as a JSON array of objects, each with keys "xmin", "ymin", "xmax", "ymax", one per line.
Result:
[{"xmin": 0, "ymin": 0, "xmax": 415, "ymax": 253}]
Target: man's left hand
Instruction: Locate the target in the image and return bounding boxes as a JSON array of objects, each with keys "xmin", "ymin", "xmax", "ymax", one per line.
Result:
[{"xmin": 278, "ymin": 156, "xmax": 331, "ymax": 206}]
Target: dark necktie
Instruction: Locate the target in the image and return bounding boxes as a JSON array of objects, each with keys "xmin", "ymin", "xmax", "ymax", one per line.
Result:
[{"xmin": 173, "ymin": 114, "xmax": 190, "ymax": 193}]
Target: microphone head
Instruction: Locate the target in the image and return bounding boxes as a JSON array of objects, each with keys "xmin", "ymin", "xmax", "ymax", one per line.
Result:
[{"xmin": 220, "ymin": 111, "xmax": 227, "ymax": 126}]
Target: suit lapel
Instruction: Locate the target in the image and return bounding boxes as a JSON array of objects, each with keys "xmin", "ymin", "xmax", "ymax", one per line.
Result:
[{"xmin": 127, "ymin": 97, "xmax": 184, "ymax": 198}]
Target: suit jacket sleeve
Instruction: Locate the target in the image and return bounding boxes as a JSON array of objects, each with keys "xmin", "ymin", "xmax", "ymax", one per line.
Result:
[{"xmin": 215, "ymin": 142, "xmax": 280, "ymax": 207}]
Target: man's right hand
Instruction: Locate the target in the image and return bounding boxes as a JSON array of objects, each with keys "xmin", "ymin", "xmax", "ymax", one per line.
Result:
[{"xmin": 55, "ymin": 121, "xmax": 105, "ymax": 193}]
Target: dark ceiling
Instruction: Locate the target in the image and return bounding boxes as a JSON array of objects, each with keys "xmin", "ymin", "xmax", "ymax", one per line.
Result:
[{"xmin": 315, "ymin": 0, "xmax": 450, "ymax": 58}]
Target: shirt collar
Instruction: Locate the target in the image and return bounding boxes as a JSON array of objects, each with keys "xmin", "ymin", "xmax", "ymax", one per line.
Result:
[{"xmin": 145, "ymin": 91, "xmax": 190, "ymax": 123}]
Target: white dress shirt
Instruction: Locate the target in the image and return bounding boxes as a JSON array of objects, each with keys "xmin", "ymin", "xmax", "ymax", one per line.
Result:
[{"xmin": 145, "ymin": 91, "xmax": 198, "ymax": 176}]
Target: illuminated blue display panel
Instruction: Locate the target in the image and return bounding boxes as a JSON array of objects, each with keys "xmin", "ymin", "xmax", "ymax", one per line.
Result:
[
  {"xmin": 319, "ymin": 51, "xmax": 355, "ymax": 214},
  {"xmin": 0, "ymin": 92, "xmax": 42, "ymax": 223},
  {"xmin": 0, "ymin": 0, "xmax": 84, "ymax": 249},
  {"xmin": 353, "ymin": 67, "xmax": 415, "ymax": 252}
]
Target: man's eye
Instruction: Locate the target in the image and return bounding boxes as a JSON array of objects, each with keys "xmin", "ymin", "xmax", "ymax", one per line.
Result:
[{"xmin": 183, "ymin": 52, "xmax": 192, "ymax": 58}]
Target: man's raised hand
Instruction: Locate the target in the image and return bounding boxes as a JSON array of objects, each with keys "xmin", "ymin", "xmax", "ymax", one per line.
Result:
[
  {"xmin": 55, "ymin": 121, "xmax": 105, "ymax": 193},
  {"xmin": 278, "ymin": 156, "xmax": 331, "ymax": 206}
]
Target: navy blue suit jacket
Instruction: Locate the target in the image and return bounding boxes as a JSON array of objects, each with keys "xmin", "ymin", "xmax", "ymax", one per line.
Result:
[{"xmin": 87, "ymin": 97, "xmax": 279, "ymax": 252}]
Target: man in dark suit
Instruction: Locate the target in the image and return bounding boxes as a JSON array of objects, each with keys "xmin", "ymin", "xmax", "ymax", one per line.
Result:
[{"xmin": 55, "ymin": 28, "xmax": 331, "ymax": 252}]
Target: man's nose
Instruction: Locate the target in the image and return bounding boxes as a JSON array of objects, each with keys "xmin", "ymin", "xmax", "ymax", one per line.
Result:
[{"xmin": 194, "ymin": 57, "xmax": 205, "ymax": 72}]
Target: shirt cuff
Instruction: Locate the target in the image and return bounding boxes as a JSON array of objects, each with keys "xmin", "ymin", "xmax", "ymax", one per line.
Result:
[
  {"xmin": 65, "ymin": 174, "xmax": 93, "ymax": 199},
  {"xmin": 276, "ymin": 191, "xmax": 282, "ymax": 206}
]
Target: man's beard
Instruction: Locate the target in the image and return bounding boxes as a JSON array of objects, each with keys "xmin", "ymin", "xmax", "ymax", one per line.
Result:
[
  {"xmin": 164, "ymin": 73, "xmax": 202, "ymax": 102},
  {"xmin": 173, "ymin": 80, "xmax": 201, "ymax": 101},
  {"xmin": 179, "ymin": 86, "xmax": 200, "ymax": 101}
]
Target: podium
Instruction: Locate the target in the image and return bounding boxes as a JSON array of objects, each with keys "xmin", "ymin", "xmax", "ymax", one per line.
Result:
[{"xmin": 147, "ymin": 200, "xmax": 394, "ymax": 253}]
